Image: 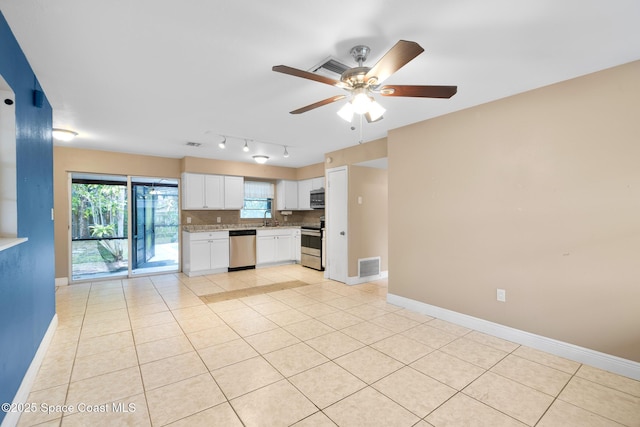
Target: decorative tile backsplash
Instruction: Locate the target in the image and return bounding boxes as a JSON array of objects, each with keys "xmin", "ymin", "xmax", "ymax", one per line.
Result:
[{"xmin": 181, "ymin": 209, "xmax": 323, "ymax": 231}]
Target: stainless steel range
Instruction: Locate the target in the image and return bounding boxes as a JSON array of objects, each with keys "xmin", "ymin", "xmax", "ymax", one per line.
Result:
[{"xmin": 300, "ymin": 226, "xmax": 323, "ymax": 271}]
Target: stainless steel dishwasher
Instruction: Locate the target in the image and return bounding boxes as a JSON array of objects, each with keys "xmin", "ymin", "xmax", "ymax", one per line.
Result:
[{"xmin": 228, "ymin": 229, "xmax": 256, "ymax": 271}]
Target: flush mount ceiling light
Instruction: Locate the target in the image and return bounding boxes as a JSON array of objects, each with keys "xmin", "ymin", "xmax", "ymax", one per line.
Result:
[
  {"xmin": 252, "ymin": 155, "xmax": 269, "ymax": 164},
  {"xmin": 52, "ymin": 128, "xmax": 78, "ymax": 142},
  {"xmin": 218, "ymin": 136, "xmax": 226, "ymax": 149}
]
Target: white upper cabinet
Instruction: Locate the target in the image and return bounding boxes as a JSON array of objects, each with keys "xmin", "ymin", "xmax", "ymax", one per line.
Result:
[
  {"xmin": 311, "ymin": 177, "xmax": 325, "ymax": 190},
  {"xmin": 276, "ymin": 180, "xmax": 298, "ymax": 210},
  {"xmin": 224, "ymin": 176, "xmax": 244, "ymax": 209},
  {"xmin": 182, "ymin": 173, "xmax": 243, "ymax": 210},
  {"xmin": 203, "ymin": 174, "xmax": 224, "ymax": 209},
  {"xmin": 297, "ymin": 179, "xmax": 312, "ymax": 210},
  {"xmin": 294, "ymin": 176, "xmax": 324, "ymax": 211}
]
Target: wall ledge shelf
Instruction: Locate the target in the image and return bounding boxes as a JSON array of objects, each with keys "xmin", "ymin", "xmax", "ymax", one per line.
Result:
[{"xmin": 0, "ymin": 237, "xmax": 28, "ymax": 252}]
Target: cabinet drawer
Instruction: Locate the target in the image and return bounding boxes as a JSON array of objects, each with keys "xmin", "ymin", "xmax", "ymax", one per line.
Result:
[{"xmin": 188, "ymin": 230, "xmax": 229, "ymax": 241}]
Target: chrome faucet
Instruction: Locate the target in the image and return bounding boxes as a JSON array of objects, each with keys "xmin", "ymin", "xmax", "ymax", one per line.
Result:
[{"xmin": 263, "ymin": 209, "xmax": 271, "ymax": 227}]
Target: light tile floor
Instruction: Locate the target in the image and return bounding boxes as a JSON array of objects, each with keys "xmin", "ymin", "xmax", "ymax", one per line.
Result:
[{"xmin": 17, "ymin": 264, "xmax": 640, "ymax": 426}]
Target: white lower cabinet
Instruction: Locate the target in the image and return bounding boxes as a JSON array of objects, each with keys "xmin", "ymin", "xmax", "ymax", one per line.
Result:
[
  {"xmin": 293, "ymin": 228, "xmax": 301, "ymax": 262},
  {"xmin": 256, "ymin": 228, "xmax": 297, "ymax": 266},
  {"xmin": 183, "ymin": 231, "xmax": 229, "ymax": 276}
]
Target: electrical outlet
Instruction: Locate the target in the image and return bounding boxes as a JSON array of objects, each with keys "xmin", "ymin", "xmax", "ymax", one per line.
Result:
[
  {"xmin": 217, "ymin": 217, "xmax": 221, "ymax": 223},
  {"xmin": 497, "ymin": 288, "xmax": 506, "ymax": 302},
  {"xmin": 186, "ymin": 217, "xmax": 192, "ymax": 224}
]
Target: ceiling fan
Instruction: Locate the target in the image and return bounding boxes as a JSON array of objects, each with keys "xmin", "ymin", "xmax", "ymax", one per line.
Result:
[{"xmin": 273, "ymin": 40, "xmax": 457, "ymax": 123}]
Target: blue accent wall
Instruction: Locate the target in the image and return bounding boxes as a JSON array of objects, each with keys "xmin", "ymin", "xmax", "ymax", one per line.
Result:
[{"xmin": 0, "ymin": 12, "xmax": 55, "ymax": 423}]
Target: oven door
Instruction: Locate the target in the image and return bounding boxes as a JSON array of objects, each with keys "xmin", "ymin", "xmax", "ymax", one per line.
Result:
[
  {"xmin": 301, "ymin": 231, "xmax": 322, "ymax": 250},
  {"xmin": 301, "ymin": 229, "xmax": 323, "ymax": 270}
]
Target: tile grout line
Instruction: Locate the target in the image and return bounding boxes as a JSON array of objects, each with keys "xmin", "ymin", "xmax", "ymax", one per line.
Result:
[{"xmin": 125, "ymin": 277, "xmax": 156, "ymax": 426}]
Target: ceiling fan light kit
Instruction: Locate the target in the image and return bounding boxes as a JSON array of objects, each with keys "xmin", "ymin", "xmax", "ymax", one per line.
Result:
[{"xmin": 273, "ymin": 40, "xmax": 457, "ymax": 124}]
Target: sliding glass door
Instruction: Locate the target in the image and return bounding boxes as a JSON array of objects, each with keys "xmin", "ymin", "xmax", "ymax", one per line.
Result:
[
  {"xmin": 131, "ymin": 178, "xmax": 179, "ymax": 275},
  {"xmin": 71, "ymin": 174, "xmax": 129, "ymax": 281},
  {"xmin": 70, "ymin": 173, "xmax": 179, "ymax": 282}
]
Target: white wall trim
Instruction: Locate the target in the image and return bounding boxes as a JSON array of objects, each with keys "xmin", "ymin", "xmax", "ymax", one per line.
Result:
[
  {"xmin": 1, "ymin": 314, "xmax": 58, "ymax": 427},
  {"xmin": 387, "ymin": 293, "xmax": 640, "ymax": 381},
  {"xmin": 347, "ymin": 270, "xmax": 388, "ymax": 286},
  {"xmin": 54, "ymin": 277, "xmax": 68, "ymax": 286}
]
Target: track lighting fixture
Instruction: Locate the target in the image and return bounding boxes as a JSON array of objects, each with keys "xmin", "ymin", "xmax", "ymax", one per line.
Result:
[{"xmin": 214, "ymin": 134, "xmax": 291, "ymax": 161}]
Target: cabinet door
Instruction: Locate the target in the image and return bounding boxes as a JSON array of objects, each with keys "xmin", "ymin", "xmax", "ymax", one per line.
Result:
[
  {"xmin": 256, "ymin": 235, "xmax": 276, "ymax": 264},
  {"xmin": 276, "ymin": 180, "xmax": 298, "ymax": 210},
  {"xmin": 189, "ymin": 240, "xmax": 212, "ymax": 271},
  {"xmin": 210, "ymin": 238, "xmax": 230, "ymax": 270},
  {"xmin": 224, "ymin": 176, "xmax": 244, "ymax": 210},
  {"xmin": 311, "ymin": 177, "xmax": 325, "ymax": 190},
  {"xmin": 293, "ymin": 230, "xmax": 301, "ymax": 262},
  {"xmin": 275, "ymin": 234, "xmax": 293, "ymax": 262},
  {"xmin": 182, "ymin": 173, "xmax": 206, "ymax": 210},
  {"xmin": 297, "ymin": 179, "xmax": 312, "ymax": 210},
  {"xmin": 204, "ymin": 175, "xmax": 224, "ymax": 209}
]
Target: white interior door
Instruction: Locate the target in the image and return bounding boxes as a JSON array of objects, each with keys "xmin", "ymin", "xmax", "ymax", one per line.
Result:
[{"xmin": 327, "ymin": 166, "xmax": 348, "ymax": 283}]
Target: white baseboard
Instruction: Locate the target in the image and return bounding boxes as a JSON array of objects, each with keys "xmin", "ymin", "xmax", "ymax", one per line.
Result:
[
  {"xmin": 347, "ymin": 270, "xmax": 389, "ymax": 286},
  {"xmin": 387, "ymin": 293, "xmax": 640, "ymax": 381},
  {"xmin": 1, "ymin": 314, "xmax": 58, "ymax": 427},
  {"xmin": 54, "ymin": 277, "xmax": 68, "ymax": 286}
]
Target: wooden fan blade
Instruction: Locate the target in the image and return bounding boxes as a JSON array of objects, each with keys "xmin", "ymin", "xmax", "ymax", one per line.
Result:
[
  {"xmin": 365, "ymin": 40, "xmax": 424, "ymax": 84},
  {"xmin": 273, "ymin": 65, "xmax": 344, "ymax": 87},
  {"xmin": 290, "ymin": 95, "xmax": 347, "ymax": 114},
  {"xmin": 379, "ymin": 85, "xmax": 457, "ymax": 98}
]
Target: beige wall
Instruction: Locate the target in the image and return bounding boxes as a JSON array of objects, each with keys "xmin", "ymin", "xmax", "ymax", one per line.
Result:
[
  {"xmin": 182, "ymin": 156, "xmax": 298, "ymax": 180},
  {"xmin": 296, "ymin": 162, "xmax": 325, "ymax": 181},
  {"xmin": 349, "ymin": 166, "xmax": 388, "ymax": 277},
  {"xmin": 388, "ymin": 60, "xmax": 640, "ymax": 362},
  {"xmin": 325, "ymin": 137, "xmax": 387, "ymax": 168}
]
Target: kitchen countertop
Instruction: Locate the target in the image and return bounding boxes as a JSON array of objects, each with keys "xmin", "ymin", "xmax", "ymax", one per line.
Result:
[{"xmin": 182, "ymin": 223, "xmax": 319, "ymax": 232}]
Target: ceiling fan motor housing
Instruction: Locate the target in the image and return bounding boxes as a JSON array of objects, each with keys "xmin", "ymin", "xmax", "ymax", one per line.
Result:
[
  {"xmin": 350, "ymin": 45, "xmax": 370, "ymax": 64},
  {"xmin": 341, "ymin": 66, "xmax": 372, "ymax": 87}
]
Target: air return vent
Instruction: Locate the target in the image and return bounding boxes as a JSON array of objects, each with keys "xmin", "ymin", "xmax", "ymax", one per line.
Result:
[
  {"xmin": 358, "ymin": 257, "xmax": 381, "ymax": 278},
  {"xmin": 311, "ymin": 56, "xmax": 349, "ymax": 77}
]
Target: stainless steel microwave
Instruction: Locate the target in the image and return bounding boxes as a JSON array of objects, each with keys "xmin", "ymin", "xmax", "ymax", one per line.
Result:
[{"xmin": 310, "ymin": 188, "xmax": 325, "ymax": 209}]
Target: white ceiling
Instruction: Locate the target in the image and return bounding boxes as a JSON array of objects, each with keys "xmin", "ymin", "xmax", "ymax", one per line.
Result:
[{"xmin": 1, "ymin": 1, "xmax": 639, "ymax": 168}]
